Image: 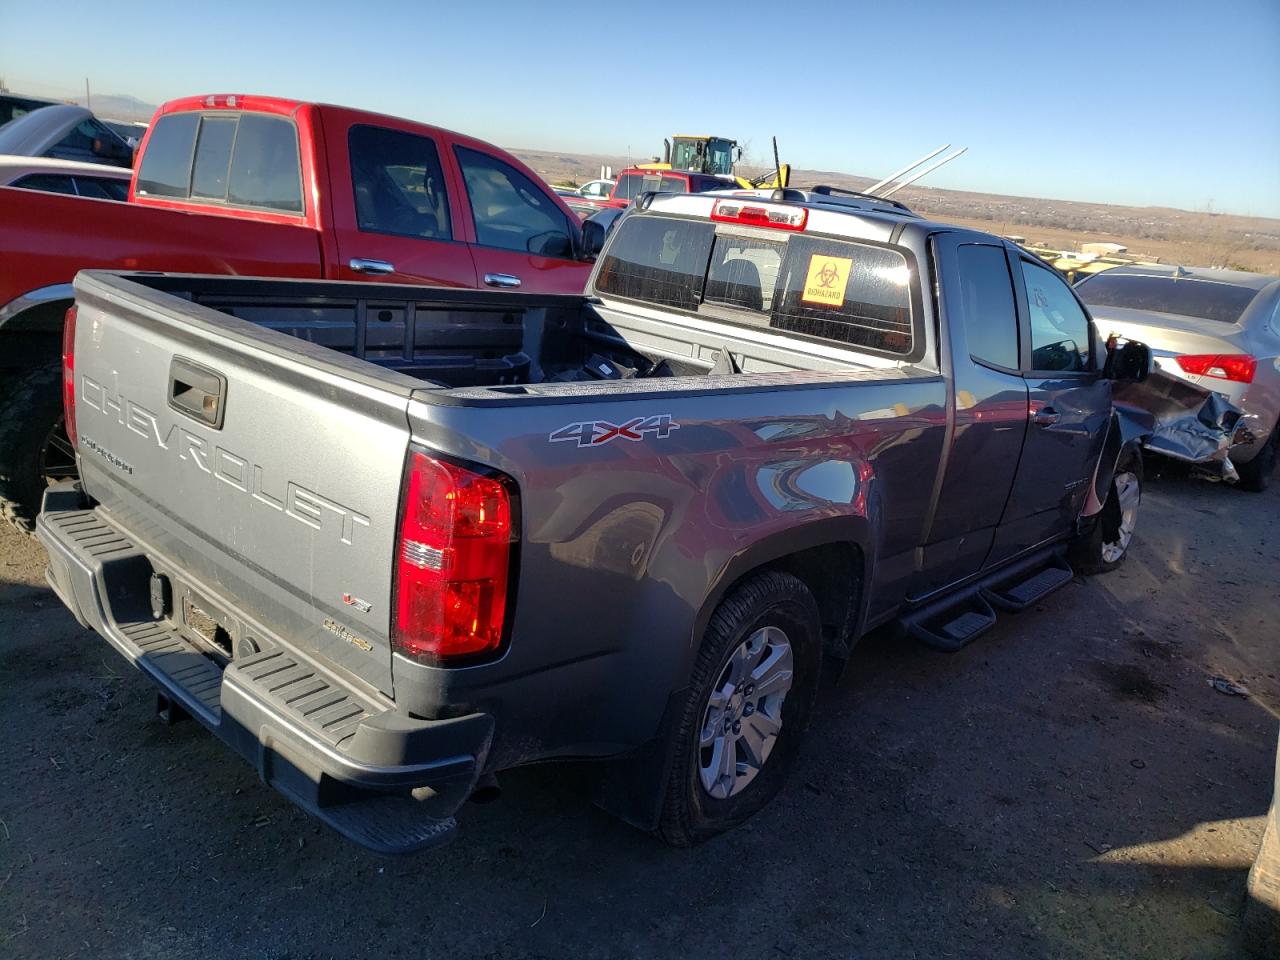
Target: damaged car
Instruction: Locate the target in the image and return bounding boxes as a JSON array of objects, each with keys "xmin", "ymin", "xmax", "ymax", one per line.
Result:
[{"xmin": 1077, "ymin": 265, "xmax": 1280, "ymax": 490}]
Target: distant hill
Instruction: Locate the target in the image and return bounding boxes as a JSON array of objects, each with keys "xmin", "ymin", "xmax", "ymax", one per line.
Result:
[{"xmin": 79, "ymin": 94, "xmax": 157, "ymax": 123}]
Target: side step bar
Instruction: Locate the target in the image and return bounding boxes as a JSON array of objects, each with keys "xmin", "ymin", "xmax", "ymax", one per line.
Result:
[
  {"xmin": 981, "ymin": 554, "xmax": 1073, "ymax": 612},
  {"xmin": 902, "ymin": 549, "xmax": 1075, "ymax": 652}
]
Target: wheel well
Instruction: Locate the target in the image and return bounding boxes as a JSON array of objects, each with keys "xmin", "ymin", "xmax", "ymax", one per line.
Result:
[
  {"xmin": 763, "ymin": 542, "xmax": 863, "ymax": 658},
  {"xmin": 0, "ymin": 300, "xmax": 69, "ymax": 373}
]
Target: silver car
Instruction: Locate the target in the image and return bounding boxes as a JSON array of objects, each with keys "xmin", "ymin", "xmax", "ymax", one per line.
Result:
[{"xmin": 1077, "ymin": 265, "xmax": 1280, "ymax": 490}]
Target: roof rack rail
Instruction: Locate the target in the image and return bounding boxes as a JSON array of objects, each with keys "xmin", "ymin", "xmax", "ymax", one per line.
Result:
[{"xmin": 809, "ymin": 185, "xmax": 914, "ymax": 213}]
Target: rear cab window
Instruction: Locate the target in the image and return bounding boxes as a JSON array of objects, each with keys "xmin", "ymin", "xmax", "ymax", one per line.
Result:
[
  {"xmin": 594, "ymin": 213, "xmax": 922, "ymax": 361},
  {"xmin": 136, "ymin": 111, "xmax": 303, "ymax": 214}
]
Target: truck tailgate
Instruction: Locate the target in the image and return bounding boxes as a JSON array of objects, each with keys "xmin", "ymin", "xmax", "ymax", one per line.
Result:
[{"xmin": 69, "ymin": 272, "xmax": 415, "ymax": 694}]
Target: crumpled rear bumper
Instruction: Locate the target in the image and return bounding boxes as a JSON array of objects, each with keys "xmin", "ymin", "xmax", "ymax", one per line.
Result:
[{"xmin": 36, "ymin": 482, "xmax": 493, "ymax": 855}]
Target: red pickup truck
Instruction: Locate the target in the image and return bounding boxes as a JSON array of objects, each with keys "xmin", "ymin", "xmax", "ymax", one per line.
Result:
[{"xmin": 0, "ymin": 93, "xmax": 594, "ymax": 530}]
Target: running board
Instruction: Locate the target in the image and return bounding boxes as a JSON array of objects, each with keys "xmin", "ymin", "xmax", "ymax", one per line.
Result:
[
  {"xmin": 901, "ymin": 592, "xmax": 997, "ymax": 653},
  {"xmin": 901, "ymin": 549, "xmax": 1074, "ymax": 652},
  {"xmin": 980, "ymin": 555, "xmax": 1074, "ymax": 612}
]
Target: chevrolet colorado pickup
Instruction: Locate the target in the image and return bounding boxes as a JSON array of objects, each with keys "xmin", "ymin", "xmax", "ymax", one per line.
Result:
[
  {"xmin": 0, "ymin": 93, "xmax": 594, "ymax": 530},
  {"xmin": 39, "ymin": 189, "xmax": 1157, "ymax": 853}
]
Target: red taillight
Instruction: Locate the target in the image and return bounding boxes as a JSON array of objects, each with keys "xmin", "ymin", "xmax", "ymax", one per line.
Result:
[
  {"xmin": 1174, "ymin": 353, "xmax": 1256, "ymax": 383},
  {"xmin": 61, "ymin": 305, "xmax": 78, "ymax": 450},
  {"xmin": 392, "ymin": 450, "xmax": 514, "ymax": 664},
  {"xmin": 711, "ymin": 198, "xmax": 807, "ymax": 231}
]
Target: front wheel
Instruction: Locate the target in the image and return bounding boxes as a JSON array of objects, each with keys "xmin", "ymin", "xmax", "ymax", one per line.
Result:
[
  {"xmin": 1069, "ymin": 451, "xmax": 1142, "ymax": 575},
  {"xmin": 657, "ymin": 571, "xmax": 822, "ymax": 846}
]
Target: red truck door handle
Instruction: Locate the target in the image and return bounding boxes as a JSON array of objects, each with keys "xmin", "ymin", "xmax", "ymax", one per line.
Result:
[
  {"xmin": 1032, "ymin": 407, "xmax": 1061, "ymax": 426},
  {"xmin": 484, "ymin": 273, "xmax": 522, "ymax": 289},
  {"xmin": 349, "ymin": 258, "xmax": 395, "ymax": 275}
]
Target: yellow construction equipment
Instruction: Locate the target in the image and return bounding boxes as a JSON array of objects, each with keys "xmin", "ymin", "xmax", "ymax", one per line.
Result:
[{"xmin": 637, "ymin": 135, "xmax": 790, "ymax": 189}]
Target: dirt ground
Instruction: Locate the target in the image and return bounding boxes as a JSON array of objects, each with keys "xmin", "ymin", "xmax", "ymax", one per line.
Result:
[{"xmin": 1, "ymin": 464, "xmax": 1277, "ymax": 960}]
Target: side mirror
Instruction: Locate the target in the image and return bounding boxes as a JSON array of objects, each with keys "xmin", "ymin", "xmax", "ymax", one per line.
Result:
[
  {"xmin": 1105, "ymin": 337, "xmax": 1152, "ymax": 383},
  {"xmin": 581, "ymin": 217, "xmax": 608, "ymax": 259}
]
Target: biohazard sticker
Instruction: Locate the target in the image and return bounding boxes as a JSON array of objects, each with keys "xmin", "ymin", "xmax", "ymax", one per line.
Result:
[{"xmin": 801, "ymin": 255, "xmax": 852, "ymax": 306}]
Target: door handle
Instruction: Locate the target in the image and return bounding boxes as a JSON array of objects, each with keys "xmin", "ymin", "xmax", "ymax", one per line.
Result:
[
  {"xmin": 484, "ymin": 273, "xmax": 522, "ymax": 289},
  {"xmin": 349, "ymin": 258, "xmax": 395, "ymax": 275},
  {"xmin": 1032, "ymin": 407, "xmax": 1061, "ymax": 427}
]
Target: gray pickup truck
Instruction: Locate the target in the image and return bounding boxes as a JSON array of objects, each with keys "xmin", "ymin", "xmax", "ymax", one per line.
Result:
[{"xmin": 38, "ymin": 188, "xmax": 1158, "ymax": 853}]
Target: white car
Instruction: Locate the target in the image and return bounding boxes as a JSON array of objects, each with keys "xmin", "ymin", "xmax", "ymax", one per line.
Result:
[
  {"xmin": 0, "ymin": 154, "xmax": 132, "ymax": 200},
  {"xmin": 576, "ymin": 178, "xmax": 615, "ymax": 200}
]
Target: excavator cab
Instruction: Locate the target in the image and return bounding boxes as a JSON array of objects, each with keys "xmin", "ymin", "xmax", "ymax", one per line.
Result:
[{"xmin": 668, "ymin": 136, "xmax": 739, "ymax": 177}]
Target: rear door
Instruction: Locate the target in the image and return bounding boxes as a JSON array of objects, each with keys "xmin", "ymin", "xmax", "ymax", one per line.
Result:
[
  {"xmin": 988, "ymin": 254, "xmax": 1111, "ymax": 563},
  {"xmin": 329, "ymin": 117, "xmax": 478, "ymax": 287},
  {"xmin": 72, "ymin": 275, "xmax": 415, "ymax": 693},
  {"xmin": 452, "ymin": 145, "xmax": 590, "ymax": 295}
]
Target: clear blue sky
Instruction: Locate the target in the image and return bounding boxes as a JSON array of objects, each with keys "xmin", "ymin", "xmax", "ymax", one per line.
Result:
[{"xmin": 3, "ymin": 0, "xmax": 1277, "ymax": 216}]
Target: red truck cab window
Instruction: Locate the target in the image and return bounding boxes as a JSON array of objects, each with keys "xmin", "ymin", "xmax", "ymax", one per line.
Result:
[{"xmin": 136, "ymin": 112, "xmax": 303, "ymax": 215}]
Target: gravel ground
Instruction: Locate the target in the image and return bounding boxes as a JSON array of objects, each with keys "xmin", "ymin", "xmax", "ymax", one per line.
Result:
[{"xmin": 1, "ymin": 465, "xmax": 1276, "ymax": 960}]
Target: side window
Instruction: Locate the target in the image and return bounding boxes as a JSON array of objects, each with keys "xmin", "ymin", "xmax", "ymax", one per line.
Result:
[
  {"xmin": 956, "ymin": 244, "xmax": 1019, "ymax": 370},
  {"xmin": 1020, "ymin": 259, "xmax": 1091, "ymax": 372},
  {"xmin": 74, "ymin": 177, "xmax": 129, "ymax": 201},
  {"xmin": 10, "ymin": 173, "xmax": 78, "ymax": 196},
  {"xmin": 349, "ymin": 125, "xmax": 452, "ymax": 240},
  {"xmin": 135, "ymin": 113, "xmax": 200, "ymax": 198},
  {"xmin": 227, "ymin": 114, "xmax": 302, "ymax": 212},
  {"xmin": 455, "ymin": 147, "xmax": 572, "ymax": 257},
  {"xmin": 190, "ymin": 116, "xmax": 237, "ymax": 199}
]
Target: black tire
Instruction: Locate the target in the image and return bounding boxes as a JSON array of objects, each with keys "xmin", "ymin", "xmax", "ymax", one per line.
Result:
[
  {"xmin": 0, "ymin": 361, "xmax": 73, "ymax": 534},
  {"xmin": 1235, "ymin": 428, "xmax": 1278, "ymax": 493},
  {"xmin": 1069, "ymin": 449, "xmax": 1143, "ymax": 576},
  {"xmin": 657, "ymin": 571, "xmax": 822, "ymax": 846}
]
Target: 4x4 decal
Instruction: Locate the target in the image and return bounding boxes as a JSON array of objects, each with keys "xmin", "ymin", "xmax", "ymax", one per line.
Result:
[{"xmin": 549, "ymin": 414, "xmax": 680, "ymax": 447}]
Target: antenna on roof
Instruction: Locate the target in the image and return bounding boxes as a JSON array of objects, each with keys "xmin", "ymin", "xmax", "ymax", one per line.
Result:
[
  {"xmin": 865, "ymin": 144, "xmax": 950, "ymax": 196},
  {"xmin": 879, "ymin": 147, "xmax": 968, "ymax": 198}
]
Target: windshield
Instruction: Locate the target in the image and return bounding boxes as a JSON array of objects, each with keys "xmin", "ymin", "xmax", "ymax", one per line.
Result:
[
  {"xmin": 670, "ymin": 139, "xmax": 702, "ymax": 171},
  {"xmin": 1077, "ymin": 272, "xmax": 1261, "ymax": 324},
  {"xmin": 594, "ymin": 214, "xmax": 918, "ymax": 358},
  {"xmin": 706, "ymin": 140, "xmax": 734, "ymax": 176}
]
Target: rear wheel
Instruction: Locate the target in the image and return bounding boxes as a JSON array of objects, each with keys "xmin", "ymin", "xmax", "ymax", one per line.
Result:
[
  {"xmin": 0, "ymin": 362, "xmax": 73, "ymax": 533},
  {"xmin": 1069, "ymin": 451, "xmax": 1142, "ymax": 575},
  {"xmin": 1236, "ymin": 427, "xmax": 1278, "ymax": 493},
  {"xmin": 657, "ymin": 571, "xmax": 821, "ymax": 846}
]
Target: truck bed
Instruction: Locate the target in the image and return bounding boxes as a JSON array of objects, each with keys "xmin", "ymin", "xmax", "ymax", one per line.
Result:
[{"xmin": 131, "ymin": 273, "xmax": 907, "ymax": 396}]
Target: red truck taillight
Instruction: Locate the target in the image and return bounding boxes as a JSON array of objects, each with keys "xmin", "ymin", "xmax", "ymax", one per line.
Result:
[
  {"xmin": 62, "ymin": 305, "xmax": 78, "ymax": 450},
  {"xmin": 392, "ymin": 449, "xmax": 515, "ymax": 664},
  {"xmin": 1174, "ymin": 353, "xmax": 1256, "ymax": 384}
]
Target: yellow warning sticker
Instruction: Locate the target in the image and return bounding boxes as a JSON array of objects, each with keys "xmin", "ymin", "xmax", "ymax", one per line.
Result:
[{"xmin": 801, "ymin": 255, "xmax": 852, "ymax": 306}]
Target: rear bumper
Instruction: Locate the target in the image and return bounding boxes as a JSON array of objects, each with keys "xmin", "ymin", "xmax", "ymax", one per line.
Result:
[{"xmin": 36, "ymin": 484, "xmax": 493, "ymax": 854}]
